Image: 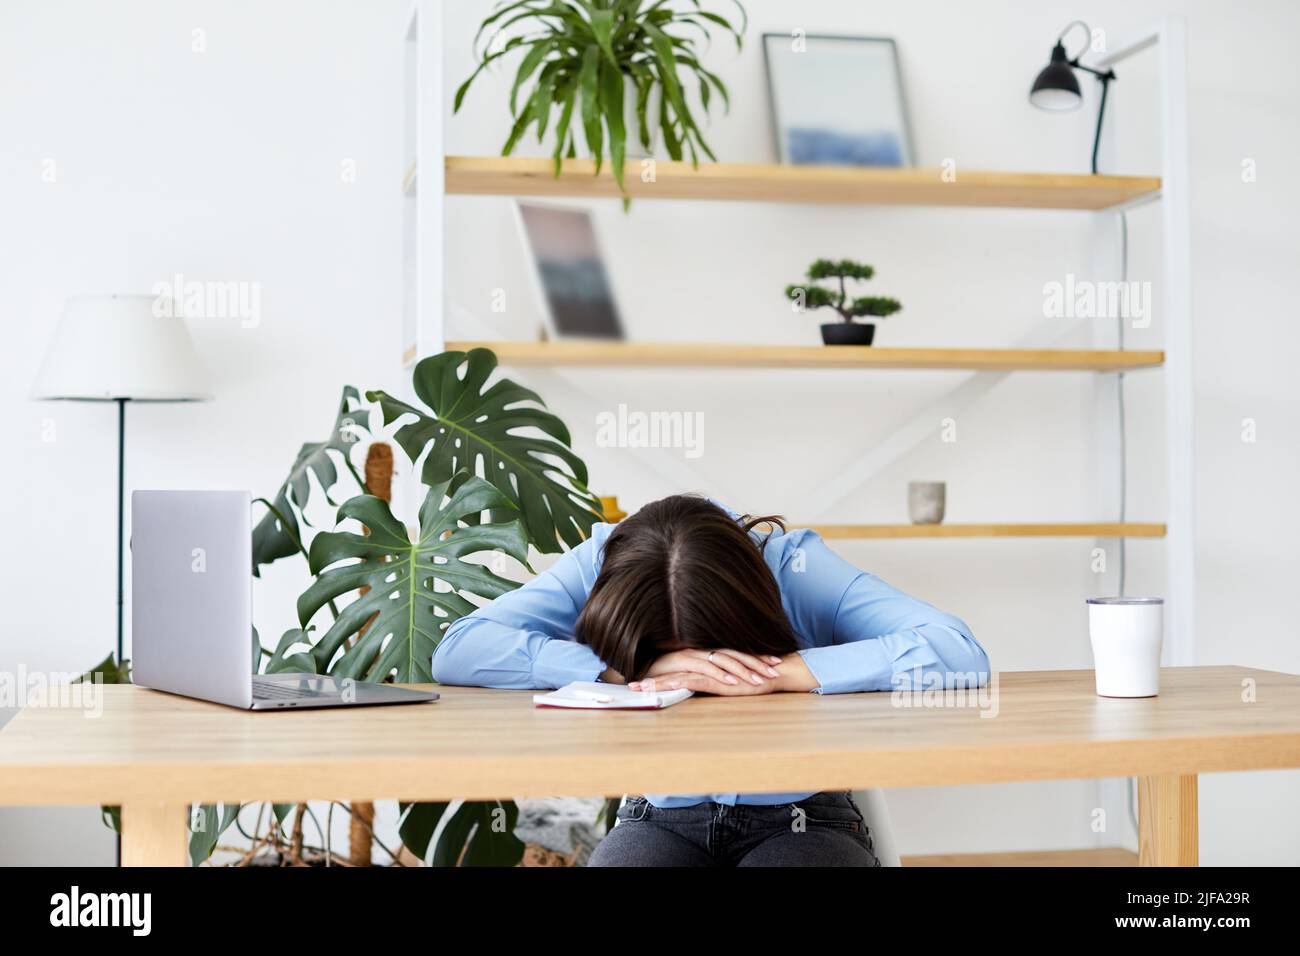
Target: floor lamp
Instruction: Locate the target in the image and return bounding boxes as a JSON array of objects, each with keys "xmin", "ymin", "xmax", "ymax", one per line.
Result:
[{"xmin": 32, "ymin": 293, "xmax": 212, "ymax": 673}]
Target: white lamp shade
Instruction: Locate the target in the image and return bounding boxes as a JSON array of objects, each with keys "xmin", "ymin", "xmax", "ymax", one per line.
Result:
[
  {"xmin": 32, "ymin": 294, "xmax": 213, "ymax": 402},
  {"xmin": 1028, "ymin": 87, "xmax": 1083, "ymax": 112}
]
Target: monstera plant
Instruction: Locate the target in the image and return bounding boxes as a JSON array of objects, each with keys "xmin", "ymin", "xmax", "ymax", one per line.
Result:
[
  {"xmin": 94, "ymin": 348, "xmax": 604, "ymax": 867},
  {"xmin": 298, "ymin": 476, "xmax": 530, "ymax": 683},
  {"xmin": 252, "ymin": 385, "xmax": 370, "ymax": 576},
  {"xmin": 369, "ymin": 348, "xmax": 598, "ymax": 552}
]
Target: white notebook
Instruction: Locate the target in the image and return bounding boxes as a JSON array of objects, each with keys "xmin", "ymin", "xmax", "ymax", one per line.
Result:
[{"xmin": 534, "ymin": 681, "xmax": 693, "ymax": 710}]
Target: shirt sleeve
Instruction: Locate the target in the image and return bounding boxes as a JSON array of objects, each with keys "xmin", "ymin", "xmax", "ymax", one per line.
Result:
[
  {"xmin": 776, "ymin": 530, "xmax": 989, "ymax": 695},
  {"xmin": 429, "ymin": 532, "xmax": 608, "ymax": 689}
]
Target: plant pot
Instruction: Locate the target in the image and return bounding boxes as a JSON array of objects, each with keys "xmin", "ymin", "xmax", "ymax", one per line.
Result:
[
  {"xmin": 623, "ymin": 75, "xmax": 662, "ymax": 159},
  {"xmin": 820, "ymin": 323, "xmax": 876, "ymax": 346}
]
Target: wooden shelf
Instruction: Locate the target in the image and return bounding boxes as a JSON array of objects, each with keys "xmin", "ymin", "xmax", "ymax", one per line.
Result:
[
  {"xmin": 445, "ymin": 340, "xmax": 1164, "ymax": 372},
  {"xmin": 804, "ymin": 523, "xmax": 1166, "ymax": 540},
  {"xmin": 445, "ymin": 156, "xmax": 1161, "ymax": 210}
]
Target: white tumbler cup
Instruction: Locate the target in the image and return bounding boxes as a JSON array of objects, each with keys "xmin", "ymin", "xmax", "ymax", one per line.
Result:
[{"xmin": 1087, "ymin": 597, "xmax": 1164, "ymax": 697}]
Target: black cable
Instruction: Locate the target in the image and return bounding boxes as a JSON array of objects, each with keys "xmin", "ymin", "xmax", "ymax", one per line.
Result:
[
  {"xmin": 1118, "ymin": 209, "xmax": 1138, "ymax": 838},
  {"xmin": 1118, "ymin": 212, "xmax": 1128, "ymax": 598}
]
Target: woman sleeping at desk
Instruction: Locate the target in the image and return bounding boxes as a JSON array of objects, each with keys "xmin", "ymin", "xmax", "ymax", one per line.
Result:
[{"xmin": 430, "ymin": 494, "xmax": 989, "ymax": 867}]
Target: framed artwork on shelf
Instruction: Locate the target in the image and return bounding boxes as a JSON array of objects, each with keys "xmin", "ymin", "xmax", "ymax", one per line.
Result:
[{"xmin": 763, "ymin": 33, "xmax": 916, "ymax": 168}]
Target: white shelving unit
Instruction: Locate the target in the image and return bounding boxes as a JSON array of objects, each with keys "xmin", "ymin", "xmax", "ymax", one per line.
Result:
[
  {"xmin": 401, "ymin": 1, "xmax": 445, "ymax": 366},
  {"xmin": 401, "ymin": 2, "xmax": 1195, "ymax": 860}
]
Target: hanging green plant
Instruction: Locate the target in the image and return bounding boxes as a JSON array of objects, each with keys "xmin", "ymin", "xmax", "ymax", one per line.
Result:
[{"xmin": 455, "ymin": 0, "xmax": 746, "ymax": 194}]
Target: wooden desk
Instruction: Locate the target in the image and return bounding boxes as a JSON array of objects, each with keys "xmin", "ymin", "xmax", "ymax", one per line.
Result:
[{"xmin": 2, "ymin": 666, "xmax": 1299, "ymax": 867}]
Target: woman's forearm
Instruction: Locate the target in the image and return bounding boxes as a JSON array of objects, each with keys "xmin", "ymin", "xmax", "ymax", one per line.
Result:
[
  {"xmin": 776, "ymin": 652, "xmax": 821, "ymax": 692},
  {"xmin": 431, "ymin": 616, "xmax": 606, "ymax": 689}
]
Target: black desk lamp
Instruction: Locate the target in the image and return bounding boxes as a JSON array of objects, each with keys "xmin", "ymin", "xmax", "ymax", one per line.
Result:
[{"xmin": 1030, "ymin": 20, "xmax": 1117, "ymax": 174}]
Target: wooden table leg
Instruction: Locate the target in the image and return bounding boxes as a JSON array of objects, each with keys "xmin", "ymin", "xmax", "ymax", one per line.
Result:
[
  {"xmin": 1138, "ymin": 774, "xmax": 1198, "ymax": 866},
  {"xmin": 121, "ymin": 802, "xmax": 189, "ymax": 867}
]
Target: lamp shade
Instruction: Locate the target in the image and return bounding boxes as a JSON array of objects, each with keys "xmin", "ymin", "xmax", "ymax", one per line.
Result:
[
  {"xmin": 1029, "ymin": 41, "xmax": 1083, "ymax": 111},
  {"xmin": 32, "ymin": 294, "xmax": 213, "ymax": 402}
]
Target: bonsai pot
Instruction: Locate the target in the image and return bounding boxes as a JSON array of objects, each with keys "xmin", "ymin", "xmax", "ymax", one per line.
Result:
[{"xmin": 821, "ymin": 322, "xmax": 875, "ymax": 346}]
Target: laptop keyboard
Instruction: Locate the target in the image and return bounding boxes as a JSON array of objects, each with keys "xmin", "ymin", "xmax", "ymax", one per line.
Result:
[{"xmin": 252, "ymin": 679, "xmax": 325, "ymax": 700}]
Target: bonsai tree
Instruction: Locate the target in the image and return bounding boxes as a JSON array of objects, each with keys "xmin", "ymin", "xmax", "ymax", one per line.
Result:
[{"xmin": 785, "ymin": 258, "xmax": 901, "ymax": 324}]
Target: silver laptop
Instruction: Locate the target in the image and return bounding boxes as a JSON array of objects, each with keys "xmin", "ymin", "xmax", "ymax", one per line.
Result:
[{"xmin": 131, "ymin": 490, "xmax": 438, "ymax": 710}]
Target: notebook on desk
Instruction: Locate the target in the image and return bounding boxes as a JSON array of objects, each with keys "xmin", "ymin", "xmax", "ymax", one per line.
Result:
[{"xmin": 534, "ymin": 681, "xmax": 692, "ymax": 710}]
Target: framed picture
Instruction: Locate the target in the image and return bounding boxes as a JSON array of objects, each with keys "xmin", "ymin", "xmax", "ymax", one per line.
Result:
[
  {"xmin": 763, "ymin": 33, "xmax": 916, "ymax": 168},
  {"xmin": 513, "ymin": 201, "xmax": 625, "ymax": 341}
]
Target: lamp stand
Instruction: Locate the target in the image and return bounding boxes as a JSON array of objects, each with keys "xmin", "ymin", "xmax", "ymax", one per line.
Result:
[
  {"xmin": 114, "ymin": 396, "xmax": 127, "ymax": 869},
  {"xmin": 116, "ymin": 397, "xmax": 127, "ymax": 667},
  {"xmin": 1071, "ymin": 60, "xmax": 1117, "ymax": 175}
]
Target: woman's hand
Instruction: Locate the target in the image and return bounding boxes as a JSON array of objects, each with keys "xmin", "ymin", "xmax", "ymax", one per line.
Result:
[
  {"xmin": 641, "ymin": 648, "xmax": 782, "ymax": 689},
  {"xmin": 631, "ymin": 652, "xmax": 819, "ymax": 696},
  {"xmin": 631, "ymin": 670, "xmax": 777, "ymax": 696}
]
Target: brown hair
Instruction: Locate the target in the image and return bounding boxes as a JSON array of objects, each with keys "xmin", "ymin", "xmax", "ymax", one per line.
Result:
[{"xmin": 575, "ymin": 495, "xmax": 800, "ymax": 681}]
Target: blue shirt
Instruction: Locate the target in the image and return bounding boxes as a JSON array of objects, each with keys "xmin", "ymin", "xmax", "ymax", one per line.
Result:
[{"xmin": 430, "ymin": 504, "xmax": 990, "ymax": 808}]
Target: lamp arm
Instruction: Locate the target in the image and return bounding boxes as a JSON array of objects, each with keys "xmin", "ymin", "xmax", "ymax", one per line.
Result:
[
  {"xmin": 1035, "ymin": 21, "xmax": 1118, "ymax": 176},
  {"xmin": 1071, "ymin": 60, "xmax": 1117, "ymax": 81},
  {"xmin": 1056, "ymin": 20, "xmax": 1093, "ymax": 60},
  {"xmin": 1058, "ymin": 19, "xmax": 1117, "ymax": 83},
  {"xmin": 1053, "ymin": 20, "xmax": 1118, "ymax": 176}
]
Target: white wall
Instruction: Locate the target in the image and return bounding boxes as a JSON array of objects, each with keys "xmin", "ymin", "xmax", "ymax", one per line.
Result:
[
  {"xmin": 2, "ymin": 0, "xmax": 1296, "ymax": 865},
  {"xmin": 1, "ymin": 0, "xmax": 413, "ymax": 864}
]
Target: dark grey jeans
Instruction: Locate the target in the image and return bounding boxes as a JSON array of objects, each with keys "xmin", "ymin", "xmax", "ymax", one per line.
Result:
[{"xmin": 588, "ymin": 791, "xmax": 881, "ymax": 867}]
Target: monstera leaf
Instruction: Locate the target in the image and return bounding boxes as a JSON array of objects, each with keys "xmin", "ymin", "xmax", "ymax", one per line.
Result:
[
  {"xmin": 188, "ymin": 803, "xmax": 240, "ymax": 866},
  {"xmin": 296, "ymin": 474, "xmax": 529, "ymax": 682},
  {"xmin": 285, "ymin": 385, "xmax": 369, "ymax": 510},
  {"xmin": 399, "ymin": 799, "xmax": 525, "ymax": 867},
  {"xmin": 251, "ymin": 490, "xmax": 301, "ymax": 576},
  {"xmin": 260, "ymin": 628, "xmax": 319, "ymax": 675},
  {"xmin": 252, "ymin": 386, "xmax": 369, "ymax": 576},
  {"xmin": 398, "ymin": 800, "xmax": 447, "ymax": 859},
  {"xmin": 433, "ymin": 800, "xmax": 525, "ymax": 867},
  {"xmin": 367, "ymin": 349, "xmax": 603, "ymax": 554},
  {"xmin": 76, "ymin": 652, "xmax": 131, "ymax": 685}
]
